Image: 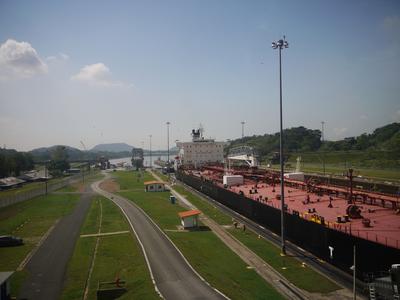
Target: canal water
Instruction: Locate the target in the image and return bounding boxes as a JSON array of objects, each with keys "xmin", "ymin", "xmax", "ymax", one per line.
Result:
[{"xmin": 110, "ymin": 155, "xmax": 168, "ymax": 167}]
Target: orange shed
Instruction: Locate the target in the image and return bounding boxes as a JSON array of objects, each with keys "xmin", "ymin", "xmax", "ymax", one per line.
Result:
[{"xmin": 178, "ymin": 209, "xmax": 201, "ymax": 228}]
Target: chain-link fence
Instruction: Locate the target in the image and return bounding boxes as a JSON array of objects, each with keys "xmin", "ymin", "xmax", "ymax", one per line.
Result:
[{"xmin": 0, "ymin": 174, "xmax": 83, "ymax": 209}]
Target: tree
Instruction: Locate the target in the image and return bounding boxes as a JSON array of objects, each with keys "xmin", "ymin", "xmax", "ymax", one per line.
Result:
[{"xmin": 48, "ymin": 146, "xmax": 70, "ymax": 175}]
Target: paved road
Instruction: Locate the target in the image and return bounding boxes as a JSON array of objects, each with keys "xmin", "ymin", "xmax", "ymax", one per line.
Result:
[
  {"xmin": 92, "ymin": 178, "xmax": 226, "ymax": 300},
  {"xmin": 19, "ymin": 186, "xmax": 93, "ymax": 300}
]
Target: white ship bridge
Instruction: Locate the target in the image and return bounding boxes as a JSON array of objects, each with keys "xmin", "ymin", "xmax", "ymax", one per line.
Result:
[{"xmin": 227, "ymin": 145, "xmax": 259, "ymax": 167}]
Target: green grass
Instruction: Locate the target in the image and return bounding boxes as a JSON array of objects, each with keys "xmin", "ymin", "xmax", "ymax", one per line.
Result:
[
  {"xmin": 113, "ymin": 170, "xmax": 152, "ymax": 190},
  {"xmin": 0, "ymin": 171, "xmax": 103, "ymax": 201},
  {"xmin": 169, "ymin": 230, "xmax": 284, "ymax": 300},
  {"xmin": 0, "ymin": 193, "xmax": 80, "ymax": 298},
  {"xmin": 173, "ymin": 181, "xmax": 340, "ymax": 294},
  {"xmin": 229, "ymin": 229, "xmax": 339, "ymax": 293},
  {"xmin": 114, "ymin": 170, "xmax": 285, "ymax": 299},
  {"xmin": 61, "ymin": 195, "xmax": 159, "ymax": 300},
  {"xmin": 120, "ymin": 190, "xmax": 185, "ymax": 230},
  {"xmin": 57, "ymin": 185, "xmax": 79, "ymax": 192},
  {"xmin": 173, "ymin": 185, "xmax": 232, "ymax": 225},
  {"xmin": 152, "ymin": 169, "xmax": 169, "ymax": 182},
  {"xmin": 0, "ymin": 181, "xmax": 46, "ymax": 199},
  {"xmin": 61, "ymin": 236, "xmax": 96, "ymax": 300},
  {"xmin": 0, "ymin": 177, "xmax": 66, "ymax": 200},
  {"xmin": 268, "ymin": 163, "xmax": 400, "ymax": 183},
  {"xmin": 0, "ymin": 193, "xmax": 80, "ymax": 270},
  {"xmin": 274, "ymin": 150, "xmax": 400, "ymax": 182}
]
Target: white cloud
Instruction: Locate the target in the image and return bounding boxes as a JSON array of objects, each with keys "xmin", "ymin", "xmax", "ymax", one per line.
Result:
[
  {"xmin": 71, "ymin": 63, "xmax": 124, "ymax": 87},
  {"xmin": 46, "ymin": 52, "xmax": 69, "ymax": 62},
  {"xmin": 0, "ymin": 39, "xmax": 48, "ymax": 79},
  {"xmin": 359, "ymin": 115, "xmax": 368, "ymax": 120}
]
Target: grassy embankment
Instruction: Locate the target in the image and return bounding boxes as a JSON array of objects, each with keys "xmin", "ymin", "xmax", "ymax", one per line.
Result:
[
  {"xmin": 0, "ymin": 170, "xmax": 103, "ymax": 296},
  {"xmin": 56, "ymin": 171, "xmax": 105, "ymax": 193},
  {"xmin": 279, "ymin": 151, "xmax": 400, "ymax": 182},
  {"xmin": 171, "ymin": 184, "xmax": 339, "ymax": 293},
  {"xmin": 150, "ymin": 169, "xmax": 339, "ymax": 294},
  {"xmin": 115, "ymin": 171, "xmax": 285, "ymax": 300},
  {"xmin": 0, "ymin": 193, "xmax": 80, "ymax": 296},
  {"xmin": 61, "ymin": 195, "xmax": 159, "ymax": 300},
  {"xmin": 0, "ymin": 170, "xmax": 103, "ymax": 202},
  {"xmin": 0, "ymin": 177, "xmax": 64, "ymax": 200}
]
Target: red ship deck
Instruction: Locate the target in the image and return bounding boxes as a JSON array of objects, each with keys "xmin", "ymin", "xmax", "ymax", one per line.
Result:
[{"xmin": 191, "ymin": 168, "xmax": 400, "ymax": 249}]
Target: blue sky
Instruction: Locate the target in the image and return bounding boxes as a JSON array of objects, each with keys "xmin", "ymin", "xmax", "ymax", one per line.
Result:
[{"xmin": 0, "ymin": 0, "xmax": 399, "ymax": 151}]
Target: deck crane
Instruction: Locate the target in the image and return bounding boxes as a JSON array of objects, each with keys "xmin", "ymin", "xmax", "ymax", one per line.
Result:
[{"xmin": 80, "ymin": 141, "xmax": 87, "ymax": 151}]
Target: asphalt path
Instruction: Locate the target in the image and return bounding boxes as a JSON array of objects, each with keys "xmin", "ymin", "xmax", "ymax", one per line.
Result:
[
  {"xmin": 19, "ymin": 186, "xmax": 93, "ymax": 300},
  {"xmin": 92, "ymin": 178, "xmax": 226, "ymax": 300}
]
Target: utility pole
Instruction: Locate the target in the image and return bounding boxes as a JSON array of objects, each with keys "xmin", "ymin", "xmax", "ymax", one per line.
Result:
[
  {"xmin": 353, "ymin": 245, "xmax": 356, "ymax": 300},
  {"xmin": 241, "ymin": 121, "xmax": 245, "ymax": 139},
  {"xmin": 166, "ymin": 122, "xmax": 170, "ymax": 167},
  {"xmin": 45, "ymin": 162, "xmax": 48, "ymax": 195},
  {"xmin": 321, "ymin": 121, "xmax": 326, "ymax": 176},
  {"xmin": 149, "ymin": 135, "xmax": 152, "ymax": 168},
  {"xmin": 272, "ymin": 36, "xmax": 289, "ymax": 255}
]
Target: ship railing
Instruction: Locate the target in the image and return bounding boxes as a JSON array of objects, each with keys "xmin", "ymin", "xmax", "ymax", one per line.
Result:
[{"xmin": 323, "ymin": 221, "xmax": 400, "ymax": 249}]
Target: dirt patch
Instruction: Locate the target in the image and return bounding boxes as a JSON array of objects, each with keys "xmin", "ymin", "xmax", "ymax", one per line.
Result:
[
  {"xmin": 99, "ymin": 179, "xmax": 120, "ymax": 193},
  {"xmin": 77, "ymin": 183, "xmax": 85, "ymax": 193}
]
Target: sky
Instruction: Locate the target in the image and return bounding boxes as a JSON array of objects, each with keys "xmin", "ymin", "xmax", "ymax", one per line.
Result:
[{"xmin": 0, "ymin": 0, "xmax": 399, "ymax": 151}]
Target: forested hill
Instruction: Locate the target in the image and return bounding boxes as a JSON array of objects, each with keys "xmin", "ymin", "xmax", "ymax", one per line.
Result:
[
  {"xmin": 0, "ymin": 149, "xmax": 34, "ymax": 177},
  {"xmin": 227, "ymin": 122, "xmax": 400, "ymax": 157}
]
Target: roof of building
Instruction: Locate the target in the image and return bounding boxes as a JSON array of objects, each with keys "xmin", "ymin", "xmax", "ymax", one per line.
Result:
[
  {"xmin": 18, "ymin": 170, "xmax": 52, "ymax": 181},
  {"xmin": 0, "ymin": 271, "xmax": 14, "ymax": 285},
  {"xmin": 0, "ymin": 177, "xmax": 25, "ymax": 187},
  {"xmin": 144, "ymin": 181, "xmax": 165, "ymax": 186},
  {"xmin": 178, "ymin": 209, "xmax": 202, "ymax": 218}
]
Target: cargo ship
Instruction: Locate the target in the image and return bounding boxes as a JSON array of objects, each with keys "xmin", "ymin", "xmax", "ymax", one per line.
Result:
[{"xmin": 174, "ymin": 129, "xmax": 400, "ymax": 281}]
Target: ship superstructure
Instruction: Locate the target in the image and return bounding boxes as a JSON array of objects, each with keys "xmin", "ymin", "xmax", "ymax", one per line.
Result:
[{"xmin": 176, "ymin": 128, "xmax": 226, "ymax": 168}]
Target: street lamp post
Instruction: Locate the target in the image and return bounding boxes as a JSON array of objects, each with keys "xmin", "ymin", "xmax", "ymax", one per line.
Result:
[
  {"xmin": 166, "ymin": 122, "xmax": 170, "ymax": 167},
  {"xmin": 149, "ymin": 135, "xmax": 152, "ymax": 168},
  {"xmin": 272, "ymin": 36, "xmax": 289, "ymax": 255},
  {"xmin": 241, "ymin": 121, "xmax": 245, "ymax": 139},
  {"xmin": 321, "ymin": 121, "xmax": 326, "ymax": 176}
]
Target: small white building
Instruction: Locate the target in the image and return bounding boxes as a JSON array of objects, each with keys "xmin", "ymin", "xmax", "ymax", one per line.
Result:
[
  {"xmin": 284, "ymin": 172, "xmax": 305, "ymax": 182},
  {"xmin": 176, "ymin": 128, "xmax": 226, "ymax": 168},
  {"xmin": 223, "ymin": 175, "xmax": 244, "ymax": 186},
  {"xmin": 178, "ymin": 210, "xmax": 201, "ymax": 228},
  {"xmin": 144, "ymin": 181, "xmax": 165, "ymax": 192}
]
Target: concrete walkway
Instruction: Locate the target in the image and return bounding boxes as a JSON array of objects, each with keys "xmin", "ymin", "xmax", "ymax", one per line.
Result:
[
  {"xmin": 92, "ymin": 174, "xmax": 226, "ymax": 300},
  {"xmin": 80, "ymin": 230, "xmax": 130, "ymax": 238},
  {"xmin": 150, "ymin": 170, "xmax": 354, "ymax": 300}
]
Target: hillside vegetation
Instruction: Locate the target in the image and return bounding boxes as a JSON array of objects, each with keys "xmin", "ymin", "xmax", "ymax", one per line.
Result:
[
  {"xmin": 227, "ymin": 123, "xmax": 400, "ymax": 169},
  {"xmin": 0, "ymin": 149, "xmax": 34, "ymax": 177}
]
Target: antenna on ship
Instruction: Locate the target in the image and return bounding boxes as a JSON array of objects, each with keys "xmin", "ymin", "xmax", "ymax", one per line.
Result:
[{"xmin": 199, "ymin": 124, "xmax": 204, "ymax": 139}]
